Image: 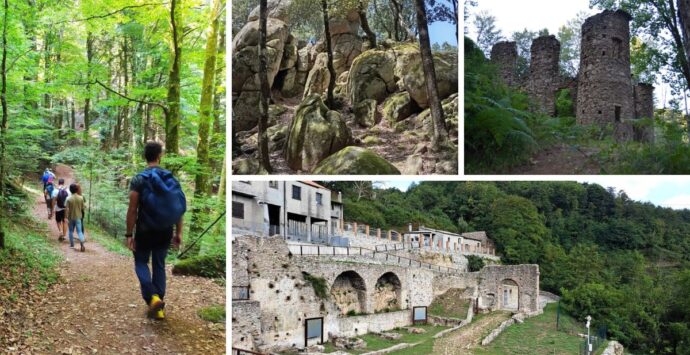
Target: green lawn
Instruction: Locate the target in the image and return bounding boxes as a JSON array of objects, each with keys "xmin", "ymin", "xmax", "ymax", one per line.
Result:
[
  {"xmin": 472, "ymin": 303, "xmax": 585, "ymax": 355},
  {"xmin": 322, "ymin": 323, "xmax": 449, "ymax": 354}
]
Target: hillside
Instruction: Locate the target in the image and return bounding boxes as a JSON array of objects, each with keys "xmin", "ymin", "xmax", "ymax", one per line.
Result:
[{"xmin": 320, "ymin": 181, "xmax": 690, "ymax": 353}]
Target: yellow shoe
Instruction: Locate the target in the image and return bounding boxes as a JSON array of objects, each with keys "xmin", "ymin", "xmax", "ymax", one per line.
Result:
[
  {"xmin": 147, "ymin": 294, "xmax": 165, "ymax": 318},
  {"xmin": 154, "ymin": 308, "xmax": 165, "ymax": 320}
]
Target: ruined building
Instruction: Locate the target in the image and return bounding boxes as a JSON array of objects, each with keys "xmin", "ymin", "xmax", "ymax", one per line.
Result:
[{"xmin": 490, "ymin": 9, "xmax": 654, "ymax": 142}]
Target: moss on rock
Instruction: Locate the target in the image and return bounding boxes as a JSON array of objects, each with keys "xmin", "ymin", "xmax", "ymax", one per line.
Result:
[{"xmin": 312, "ymin": 146, "xmax": 400, "ymax": 175}]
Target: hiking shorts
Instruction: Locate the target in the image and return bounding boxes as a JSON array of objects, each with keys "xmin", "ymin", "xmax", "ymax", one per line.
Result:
[{"xmin": 55, "ymin": 210, "xmax": 65, "ymax": 223}]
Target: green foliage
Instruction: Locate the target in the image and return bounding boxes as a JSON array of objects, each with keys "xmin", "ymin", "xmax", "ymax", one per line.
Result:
[
  {"xmin": 303, "ymin": 272, "xmax": 329, "ymax": 299},
  {"xmin": 172, "ymin": 254, "xmax": 226, "ymax": 279},
  {"xmin": 555, "ymin": 89, "xmax": 574, "ymax": 118},
  {"xmin": 466, "ymin": 255, "xmax": 485, "ymax": 272},
  {"xmin": 197, "ymin": 305, "xmax": 226, "ymax": 323}
]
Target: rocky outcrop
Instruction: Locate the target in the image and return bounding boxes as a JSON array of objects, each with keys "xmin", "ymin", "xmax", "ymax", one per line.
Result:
[
  {"xmin": 348, "ymin": 43, "xmax": 458, "ymax": 109},
  {"xmin": 409, "ymin": 93, "xmax": 459, "ymax": 138},
  {"xmin": 382, "ymin": 92, "xmax": 415, "ymax": 123},
  {"xmin": 312, "ymin": 146, "xmax": 401, "ymax": 175},
  {"xmin": 285, "ymin": 95, "xmax": 352, "ymax": 172}
]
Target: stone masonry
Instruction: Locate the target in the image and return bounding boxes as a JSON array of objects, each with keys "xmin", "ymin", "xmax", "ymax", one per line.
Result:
[
  {"xmin": 490, "ymin": 9, "xmax": 655, "ymax": 142},
  {"xmin": 577, "ymin": 10, "xmax": 634, "ymax": 140},
  {"xmin": 490, "ymin": 41, "xmax": 518, "ymax": 88},
  {"xmin": 527, "ymin": 35, "xmax": 561, "ymax": 116}
]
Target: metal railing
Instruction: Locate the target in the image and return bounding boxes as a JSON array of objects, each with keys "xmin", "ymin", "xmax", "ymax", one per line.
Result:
[
  {"xmin": 580, "ymin": 326, "xmax": 607, "ymax": 355},
  {"xmin": 287, "ymin": 244, "xmax": 463, "ymax": 275},
  {"xmin": 372, "ymin": 241, "xmax": 499, "ymax": 259},
  {"xmin": 232, "ymin": 286, "xmax": 250, "ymax": 301}
]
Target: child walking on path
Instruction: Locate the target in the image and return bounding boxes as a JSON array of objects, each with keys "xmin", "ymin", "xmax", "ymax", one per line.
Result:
[{"xmin": 65, "ymin": 183, "xmax": 86, "ymax": 252}]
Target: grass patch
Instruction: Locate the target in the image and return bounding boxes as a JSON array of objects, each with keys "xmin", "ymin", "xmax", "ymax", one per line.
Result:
[
  {"xmin": 322, "ymin": 324, "xmax": 449, "ymax": 354},
  {"xmin": 472, "ymin": 303, "xmax": 584, "ymax": 355},
  {"xmin": 428, "ymin": 288, "xmax": 470, "ymax": 319},
  {"xmin": 302, "ymin": 272, "xmax": 329, "ymax": 299},
  {"xmin": 172, "ymin": 253, "xmax": 225, "ymax": 278},
  {"xmin": 0, "ymin": 216, "xmax": 62, "ymax": 293},
  {"xmin": 197, "ymin": 304, "xmax": 225, "ymax": 323},
  {"xmin": 84, "ymin": 221, "xmax": 130, "ymax": 256}
]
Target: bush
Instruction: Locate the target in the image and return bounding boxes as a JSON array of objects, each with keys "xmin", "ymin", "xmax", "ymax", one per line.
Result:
[
  {"xmin": 466, "ymin": 255, "xmax": 485, "ymax": 272},
  {"xmin": 303, "ymin": 272, "xmax": 329, "ymax": 299},
  {"xmin": 197, "ymin": 305, "xmax": 225, "ymax": 323},
  {"xmin": 172, "ymin": 254, "xmax": 225, "ymax": 278}
]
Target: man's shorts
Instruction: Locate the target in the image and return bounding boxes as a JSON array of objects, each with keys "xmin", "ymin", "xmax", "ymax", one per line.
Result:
[{"xmin": 55, "ymin": 210, "xmax": 65, "ymax": 223}]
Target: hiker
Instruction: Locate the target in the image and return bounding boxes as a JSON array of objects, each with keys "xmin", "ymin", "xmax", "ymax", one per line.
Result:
[
  {"xmin": 41, "ymin": 168, "xmax": 55, "ymax": 191},
  {"xmin": 125, "ymin": 142, "xmax": 186, "ymax": 320},
  {"xmin": 44, "ymin": 179, "xmax": 55, "ymax": 219},
  {"xmin": 51, "ymin": 178, "xmax": 70, "ymax": 241},
  {"xmin": 76, "ymin": 183, "xmax": 86, "ymax": 234},
  {"xmin": 65, "ymin": 183, "xmax": 86, "ymax": 252}
]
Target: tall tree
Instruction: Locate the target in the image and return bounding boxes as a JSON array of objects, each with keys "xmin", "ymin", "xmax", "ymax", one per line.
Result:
[
  {"xmin": 322, "ymin": 0, "xmax": 337, "ymax": 108},
  {"xmin": 358, "ymin": 0, "xmax": 377, "ymax": 48},
  {"xmin": 166, "ymin": 0, "xmax": 182, "ymax": 154},
  {"xmin": 474, "ymin": 10, "xmax": 503, "ymax": 56},
  {"xmin": 258, "ymin": 0, "xmax": 272, "ymax": 172},
  {"xmin": 195, "ymin": 0, "xmax": 223, "ymax": 195},
  {"xmin": 0, "ymin": 0, "xmax": 7, "ymax": 249},
  {"xmin": 415, "ymin": 0, "xmax": 448, "ymax": 149}
]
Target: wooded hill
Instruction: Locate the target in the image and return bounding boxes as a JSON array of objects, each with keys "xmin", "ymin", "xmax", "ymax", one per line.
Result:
[{"xmin": 322, "ymin": 181, "xmax": 690, "ymax": 353}]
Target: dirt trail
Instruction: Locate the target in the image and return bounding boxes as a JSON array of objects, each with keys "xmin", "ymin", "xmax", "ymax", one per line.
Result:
[
  {"xmin": 432, "ymin": 311, "xmax": 511, "ymax": 354},
  {"xmin": 507, "ymin": 144, "xmax": 602, "ymax": 175},
  {"xmin": 28, "ymin": 164, "xmax": 225, "ymax": 354}
]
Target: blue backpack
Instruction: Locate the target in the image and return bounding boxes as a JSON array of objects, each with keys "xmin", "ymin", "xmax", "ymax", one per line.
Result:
[{"xmin": 137, "ymin": 168, "xmax": 186, "ymax": 231}]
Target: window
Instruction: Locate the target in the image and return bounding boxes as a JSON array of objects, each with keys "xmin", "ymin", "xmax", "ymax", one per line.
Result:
[
  {"xmin": 615, "ymin": 105, "xmax": 622, "ymax": 122},
  {"xmin": 292, "ymin": 185, "xmax": 301, "ymax": 200},
  {"xmin": 269, "ymin": 181, "xmax": 278, "ymax": 189},
  {"xmin": 232, "ymin": 201, "xmax": 244, "ymax": 219},
  {"xmin": 316, "ymin": 192, "xmax": 323, "ymax": 205}
]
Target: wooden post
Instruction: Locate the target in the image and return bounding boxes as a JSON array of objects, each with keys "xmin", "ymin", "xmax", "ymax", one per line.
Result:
[
  {"xmin": 377, "ymin": 228, "xmax": 381, "ymax": 239},
  {"xmin": 387, "ymin": 230, "xmax": 392, "ymax": 240},
  {"xmin": 365, "ymin": 225, "xmax": 369, "ymax": 238},
  {"xmin": 353, "ymin": 222, "xmax": 358, "ymax": 238}
]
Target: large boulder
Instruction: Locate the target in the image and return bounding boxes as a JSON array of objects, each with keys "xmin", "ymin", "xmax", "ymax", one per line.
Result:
[
  {"xmin": 312, "ymin": 146, "xmax": 401, "ymax": 175},
  {"xmin": 232, "ymin": 18, "xmax": 289, "ymax": 131},
  {"xmin": 285, "ymin": 95, "xmax": 352, "ymax": 172},
  {"xmin": 354, "ymin": 99, "xmax": 380, "ymax": 127},
  {"xmin": 382, "ymin": 92, "xmax": 416, "ymax": 123},
  {"xmin": 247, "ymin": 0, "xmax": 292, "ymax": 22},
  {"xmin": 347, "ymin": 49, "xmax": 397, "ymax": 106},
  {"xmin": 302, "ymin": 53, "xmax": 330, "ymax": 98},
  {"xmin": 280, "ymin": 35, "xmax": 298, "ymax": 70},
  {"xmin": 398, "ymin": 50, "xmax": 458, "ymax": 109}
]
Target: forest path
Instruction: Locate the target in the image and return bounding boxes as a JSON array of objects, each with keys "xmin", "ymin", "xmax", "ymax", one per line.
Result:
[
  {"xmin": 432, "ymin": 311, "xmax": 512, "ymax": 354},
  {"xmin": 506, "ymin": 144, "xmax": 602, "ymax": 175},
  {"xmin": 28, "ymin": 164, "xmax": 225, "ymax": 354}
]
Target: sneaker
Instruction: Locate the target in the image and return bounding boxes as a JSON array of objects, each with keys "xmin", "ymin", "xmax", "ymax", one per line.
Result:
[
  {"xmin": 147, "ymin": 294, "xmax": 165, "ymax": 318},
  {"xmin": 58, "ymin": 236, "xmax": 64, "ymax": 242},
  {"xmin": 80, "ymin": 244, "xmax": 85, "ymax": 252},
  {"xmin": 154, "ymin": 308, "xmax": 165, "ymax": 320}
]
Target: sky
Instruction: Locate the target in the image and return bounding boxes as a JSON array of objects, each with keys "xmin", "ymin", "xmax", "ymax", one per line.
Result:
[
  {"xmin": 466, "ymin": 0, "xmax": 682, "ymax": 109},
  {"xmin": 429, "ymin": 0, "xmax": 459, "ymax": 46},
  {"xmin": 381, "ymin": 179, "xmax": 690, "ymax": 210}
]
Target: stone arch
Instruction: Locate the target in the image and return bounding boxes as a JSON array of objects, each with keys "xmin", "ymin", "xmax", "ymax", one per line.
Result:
[
  {"xmin": 373, "ymin": 272, "xmax": 402, "ymax": 313},
  {"xmin": 501, "ymin": 279, "xmax": 519, "ymax": 310},
  {"xmin": 331, "ymin": 270, "xmax": 367, "ymax": 315}
]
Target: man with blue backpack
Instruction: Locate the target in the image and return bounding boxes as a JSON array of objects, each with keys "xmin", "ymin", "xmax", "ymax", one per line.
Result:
[
  {"xmin": 125, "ymin": 142, "xmax": 186, "ymax": 320},
  {"xmin": 42, "ymin": 168, "xmax": 56, "ymax": 219}
]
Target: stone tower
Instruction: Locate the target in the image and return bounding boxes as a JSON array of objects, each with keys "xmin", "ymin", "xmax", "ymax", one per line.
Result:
[
  {"xmin": 633, "ymin": 83, "xmax": 655, "ymax": 142},
  {"xmin": 576, "ymin": 10, "xmax": 634, "ymax": 139},
  {"xmin": 527, "ymin": 35, "xmax": 561, "ymax": 116},
  {"xmin": 491, "ymin": 41, "xmax": 518, "ymax": 87}
]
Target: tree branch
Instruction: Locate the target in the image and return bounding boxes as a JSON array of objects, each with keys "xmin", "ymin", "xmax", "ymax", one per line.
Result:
[
  {"xmin": 49, "ymin": 2, "xmax": 167, "ymax": 25},
  {"xmin": 93, "ymin": 79, "xmax": 168, "ymax": 114}
]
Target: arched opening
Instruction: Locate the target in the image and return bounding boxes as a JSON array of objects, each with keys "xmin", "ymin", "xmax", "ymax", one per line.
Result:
[
  {"xmin": 501, "ymin": 279, "xmax": 519, "ymax": 310},
  {"xmin": 331, "ymin": 271, "xmax": 367, "ymax": 315},
  {"xmin": 373, "ymin": 272, "xmax": 402, "ymax": 313}
]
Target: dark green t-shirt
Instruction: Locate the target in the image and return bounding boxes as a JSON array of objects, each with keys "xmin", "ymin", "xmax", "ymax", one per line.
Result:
[{"xmin": 130, "ymin": 167, "xmax": 173, "ymax": 248}]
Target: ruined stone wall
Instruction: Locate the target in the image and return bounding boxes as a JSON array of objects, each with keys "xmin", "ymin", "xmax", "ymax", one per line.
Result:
[
  {"xmin": 336, "ymin": 310, "xmax": 411, "ymax": 337},
  {"xmin": 576, "ymin": 10, "xmax": 634, "ymax": 140},
  {"xmin": 232, "ymin": 300, "xmax": 263, "ymax": 351},
  {"xmin": 633, "ymin": 83, "xmax": 655, "ymax": 142},
  {"xmin": 490, "ymin": 41, "xmax": 518, "ymax": 87},
  {"xmin": 478, "ymin": 264, "xmax": 540, "ymax": 314},
  {"xmin": 527, "ymin": 35, "xmax": 561, "ymax": 116}
]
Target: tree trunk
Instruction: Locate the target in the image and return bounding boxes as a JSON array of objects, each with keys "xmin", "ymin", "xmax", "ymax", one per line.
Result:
[
  {"xmin": 322, "ymin": 0, "xmax": 336, "ymax": 108},
  {"xmin": 166, "ymin": 0, "xmax": 181, "ymax": 155},
  {"xmin": 358, "ymin": 0, "xmax": 376, "ymax": 49},
  {"xmin": 121, "ymin": 38, "xmax": 130, "ymax": 147},
  {"xmin": 679, "ymin": 0, "xmax": 690, "ymax": 90},
  {"xmin": 70, "ymin": 100, "xmax": 76, "ymax": 130},
  {"xmin": 194, "ymin": 0, "xmax": 221, "ymax": 197},
  {"xmin": 414, "ymin": 0, "xmax": 448, "ymax": 149},
  {"xmin": 258, "ymin": 0, "xmax": 272, "ymax": 172},
  {"xmin": 210, "ymin": 15, "xmax": 225, "ymax": 175},
  {"xmin": 84, "ymin": 32, "xmax": 93, "ymax": 143},
  {"xmin": 0, "ymin": 0, "xmax": 8, "ymax": 247}
]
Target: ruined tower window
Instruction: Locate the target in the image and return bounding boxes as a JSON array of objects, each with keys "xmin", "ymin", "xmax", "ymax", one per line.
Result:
[
  {"xmin": 598, "ymin": 110, "xmax": 603, "ymax": 114},
  {"xmin": 615, "ymin": 105, "xmax": 622, "ymax": 122},
  {"xmin": 602, "ymin": 51, "xmax": 606, "ymax": 56},
  {"xmin": 613, "ymin": 38, "xmax": 623, "ymax": 59}
]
